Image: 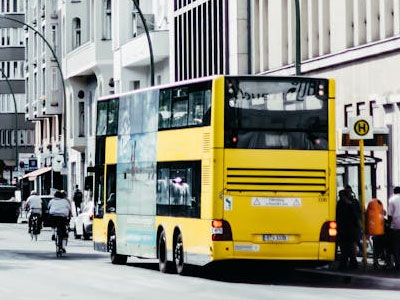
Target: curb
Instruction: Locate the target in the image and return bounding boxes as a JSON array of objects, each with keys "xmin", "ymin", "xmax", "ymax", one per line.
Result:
[{"xmin": 298, "ymin": 268, "xmax": 400, "ymax": 290}]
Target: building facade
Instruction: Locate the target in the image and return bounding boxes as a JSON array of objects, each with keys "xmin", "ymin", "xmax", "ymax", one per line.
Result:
[
  {"xmin": 0, "ymin": 0, "xmax": 34, "ymax": 185},
  {"xmin": 58, "ymin": 0, "xmax": 114, "ymax": 198},
  {"xmin": 24, "ymin": 0, "xmax": 63, "ymax": 194},
  {"xmin": 250, "ymin": 0, "xmax": 400, "ymax": 205},
  {"xmin": 171, "ymin": 0, "xmax": 400, "ymax": 205},
  {"xmin": 113, "ymin": 0, "xmax": 170, "ymax": 93},
  {"xmin": 24, "ymin": 0, "xmax": 171, "ymax": 198},
  {"xmin": 61, "ymin": 0, "xmax": 171, "ymax": 198}
]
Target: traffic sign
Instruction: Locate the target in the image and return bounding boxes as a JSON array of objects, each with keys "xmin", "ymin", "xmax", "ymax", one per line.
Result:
[{"xmin": 349, "ymin": 116, "xmax": 373, "ymax": 140}]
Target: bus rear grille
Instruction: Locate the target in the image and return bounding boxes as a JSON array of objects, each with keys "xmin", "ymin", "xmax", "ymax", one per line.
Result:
[
  {"xmin": 203, "ymin": 166, "xmax": 211, "ymax": 186},
  {"xmin": 226, "ymin": 168, "xmax": 327, "ymax": 193},
  {"xmin": 202, "ymin": 133, "xmax": 211, "ymax": 153}
]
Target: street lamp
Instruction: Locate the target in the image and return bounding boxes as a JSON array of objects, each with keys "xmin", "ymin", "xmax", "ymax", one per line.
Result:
[
  {"xmin": 294, "ymin": 0, "xmax": 301, "ymax": 76},
  {"xmin": 0, "ymin": 68, "xmax": 18, "ymax": 177},
  {"xmin": 132, "ymin": 0, "xmax": 155, "ymax": 86},
  {"xmin": 0, "ymin": 14, "xmax": 68, "ymax": 189}
]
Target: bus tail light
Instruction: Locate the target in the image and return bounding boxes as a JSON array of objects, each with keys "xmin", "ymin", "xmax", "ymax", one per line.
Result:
[
  {"xmin": 211, "ymin": 220, "xmax": 233, "ymax": 241},
  {"xmin": 320, "ymin": 221, "xmax": 337, "ymax": 242}
]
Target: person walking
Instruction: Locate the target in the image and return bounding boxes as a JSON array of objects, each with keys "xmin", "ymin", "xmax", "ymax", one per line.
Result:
[
  {"xmin": 73, "ymin": 185, "xmax": 83, "ymax": 215},
  {"xmin": 336, "ymin": 189, "xmax": 360, "ymax": 270},
  {"xmin": 388, "ymin": 186, "xmax": 400, "ymax": 271},
  {"xmin": 345, "ymin": 185, "xmax": 362, "ymax": 255}
]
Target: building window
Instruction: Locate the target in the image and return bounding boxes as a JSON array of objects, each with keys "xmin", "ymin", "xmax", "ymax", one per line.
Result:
[
  {"xmin": 129, "ymin": 80, "xmax": 140, "ymax": 90},
  {"xmin": 51, "ymin": 25, "xmax": 57, "ymax": 49},
  {"xmin": 103, "ymin": 0, "xmax": 112, "ymax": 40},
  {"xmin": 41, "ymin": 68, "xmax": 46, "ymax": 96},
  {"xmin": 78, "ymin": 101, "xmax": 85, "ymax": 137},
  {"xmin": 72, "ymin": 18, "xmax": 81, "ymax": 49},
  {"xmin": 131, "ymin": 0, "xmax": 139, "ymax": 38}
]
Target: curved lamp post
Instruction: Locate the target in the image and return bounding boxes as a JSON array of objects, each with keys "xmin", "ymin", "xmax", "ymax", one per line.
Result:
[
  {"xmin": 0, "ymin": 14, "xmax": 68, "ymax": 189},
  {"xmin": 132, "ymin": 0, "xmax": 155, "ymax": 86},
  {"xmin": 294, "ymin": 0, "xmax": 301, "ymax": 76},
  {"xmin": 0, "ymin": 68, "xmax": 18, "ymax": 173}
]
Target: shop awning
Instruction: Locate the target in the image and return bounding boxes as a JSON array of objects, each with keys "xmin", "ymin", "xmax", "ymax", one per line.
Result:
[{"xmin": 22, "ymin": 167, "xmax": 52, "ymax": 181}]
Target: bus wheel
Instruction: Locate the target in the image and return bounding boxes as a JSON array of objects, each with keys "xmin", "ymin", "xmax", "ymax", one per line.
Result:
[
  {"xmin": 109, "ymin": 227, "xmax": 127, "ymax": 265},
  {"xmin": 158, "ymin": 231, "xmax": 170, "ymax": 273},
  {"xmin": 174, "ymin": 232, "xmax": 185, "ymax": 275}
]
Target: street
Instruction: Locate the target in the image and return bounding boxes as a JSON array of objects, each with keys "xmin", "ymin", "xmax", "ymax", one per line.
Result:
[{"xmin": 0, "ymin": 224, "xmax": 399, "ymax": 300}]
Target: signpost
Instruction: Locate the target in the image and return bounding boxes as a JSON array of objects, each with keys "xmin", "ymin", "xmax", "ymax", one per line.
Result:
[{"xmin": 349, "ymin": 116, "xmax": 373, "ymax": 270}]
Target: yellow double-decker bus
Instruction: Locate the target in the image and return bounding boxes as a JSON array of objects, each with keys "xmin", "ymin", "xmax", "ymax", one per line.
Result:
[{"xmin": 93, "ymin": 75, "xmax": 337, "ymax": 274}]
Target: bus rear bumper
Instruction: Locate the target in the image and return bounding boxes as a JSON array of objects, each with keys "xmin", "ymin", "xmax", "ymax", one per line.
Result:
[{"xmin": 211, "ymin": 241, "xmax": 335, "ymax": 262}]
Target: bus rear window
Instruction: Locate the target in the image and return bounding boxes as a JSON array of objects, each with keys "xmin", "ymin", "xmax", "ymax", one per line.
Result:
[{"xmin": 225, "ymin": 78, "xmax": 329, "ymax": 150}]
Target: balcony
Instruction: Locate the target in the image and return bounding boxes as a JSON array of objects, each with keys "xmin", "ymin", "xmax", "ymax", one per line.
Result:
[
  {"xmin": 120, "ymin": 30, "xmax": 169, "ymax": 68},
  {"xmin": 39, "ymin": 91, "xmax": 62, "ymax": 116},
  {"xmin": 65, "ymin": 39, "xmax": 112, "ymax": 78},
  {"xmin": 69, "ymin": 134, "xmax": 86, "ymax": 152}
]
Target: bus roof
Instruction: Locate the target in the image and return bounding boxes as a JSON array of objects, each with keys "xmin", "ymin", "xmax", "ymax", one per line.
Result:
[
  {"xmin": 98, "ymin": 75, "xmax": 221, "ymax": 102},
  {"xmin": 97, "ymin": 75, "xmax": 330, "ymax": 102}
]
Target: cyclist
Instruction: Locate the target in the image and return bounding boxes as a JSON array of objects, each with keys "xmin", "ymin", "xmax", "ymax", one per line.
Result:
[
  {"xmin": 24, "ymin": 191, "xmax": 42, "ymax": 234},
  {"xmin": 48, "ymin": 190, "xmax": 72, "ymax": 253}
]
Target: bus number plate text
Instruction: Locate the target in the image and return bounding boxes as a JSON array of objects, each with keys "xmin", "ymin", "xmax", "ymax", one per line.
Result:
[{"xmin": 263, "ymin": 234, "xmax": 289, "ymax": 242}]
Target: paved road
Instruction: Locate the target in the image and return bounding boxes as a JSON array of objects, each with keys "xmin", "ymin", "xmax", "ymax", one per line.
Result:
[{"xmin": 0, "ymin": 223, "xmax": 398, "ymax": 300}]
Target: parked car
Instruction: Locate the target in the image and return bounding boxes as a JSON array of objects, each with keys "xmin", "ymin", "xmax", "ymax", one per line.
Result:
[
  {"xmin": 73, "ymin": 201, "xmax": 93, "ymax": 240},
  {"xmin": 0, "ymin": 185, "xmax": 20, "ymax": 223}
]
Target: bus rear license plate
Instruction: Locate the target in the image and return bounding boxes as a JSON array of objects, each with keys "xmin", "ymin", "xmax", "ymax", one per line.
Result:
[{"xmin": 263, "ymin": 234, "xmax": 288, "ymax": 242}]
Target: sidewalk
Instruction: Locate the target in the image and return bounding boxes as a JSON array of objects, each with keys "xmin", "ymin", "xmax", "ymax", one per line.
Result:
[{"xmin": 300, "ymin": 258, "xmax": 400, "ymax": 290}]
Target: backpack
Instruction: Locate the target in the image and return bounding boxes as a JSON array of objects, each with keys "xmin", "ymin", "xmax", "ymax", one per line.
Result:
[{"xmin": 73, "ymin": 190, "xmax": 83, "ymax": 203}]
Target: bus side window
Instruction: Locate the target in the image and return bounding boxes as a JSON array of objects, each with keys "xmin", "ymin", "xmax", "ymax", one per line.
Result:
[
  {"xmin": 94, "ymin": 166, "xmax": 105, "ymax": 218},
  {"xmin": 159, "ymin": 90, "xmax": 171, "ymax": 129},
  {"xmin": 172, "ymin": 99, "xmax": 189, "ymax": 128},
  {"xmin": 106, "ymin": 164, "xmax": 117, "ymax": 213},
  {"xmin": 188, "ymin": 91, "xmax": 205, "ymax": 126},
  {"xmin": 156, "ymin": 161, "xmax": 201, "ymax": 218}
]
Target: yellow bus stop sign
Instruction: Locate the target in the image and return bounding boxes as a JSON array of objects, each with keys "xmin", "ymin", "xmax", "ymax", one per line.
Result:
[
  {"xmin": 350, "ymin": 117, "xmax": 373, "ymax": 140},
  {"xmin": 354, "ymin": 120, "xmax": 369, "ymax": 136}
]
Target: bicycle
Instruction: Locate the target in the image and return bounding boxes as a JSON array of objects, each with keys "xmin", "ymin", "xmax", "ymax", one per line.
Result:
[
  {"xmin": 53, "ymin": 216, "xmax": 69, "ymax": 257},
  {"xmin": 29, "ymin": 214, "xmax": 41, "ymax": 241}
]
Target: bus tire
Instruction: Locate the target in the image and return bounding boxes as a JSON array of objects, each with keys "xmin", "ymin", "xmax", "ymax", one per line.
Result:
[
  {"xmin": 109, "ymin": 227, "xmax": 127, "ymax": 265},
  {"xmin": 158, "ymin": 231, "xmax": 170, "ymax": 273},
  {"xmin": 174, "ymin": 232, "xmax": 185, "ymax": 275}
]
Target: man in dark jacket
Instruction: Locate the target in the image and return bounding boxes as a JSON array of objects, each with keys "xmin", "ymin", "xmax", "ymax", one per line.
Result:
[
  {"xmin": 73, "ymin": 185, "xmax": 83, "ymax": 214},
  {"xmin": 337, "ymin": 189, "xmax": 360, "ymax": 270}
]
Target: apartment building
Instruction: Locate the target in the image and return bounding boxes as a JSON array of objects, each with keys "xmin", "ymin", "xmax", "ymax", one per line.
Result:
[
  {"xmin": 251, "ymin": 0, "xmax": 400, "ymax": 204},
  {"xmin": 58, "ymin": 0, "xmax": 115, "ymax": 197},
  {"xmin": 0, "ymin": 0, "xmax": 34, "ymax": 184},
  {"xmin": 172, "ymin": 0, "xmax": 400, "ymax": 205},
  {"xmin": 24, "ymin": 0, "xmax": 63, "ymax": 194}
]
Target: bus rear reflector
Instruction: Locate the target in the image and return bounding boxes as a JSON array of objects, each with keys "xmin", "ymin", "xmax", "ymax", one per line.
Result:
[
  {"xmin": 211, "ymin": 220, "xmax": 233, "ymax": 241},
  {"xmin": 320, "ymin": 221, "xmax": 337, "ymax": 242}
]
